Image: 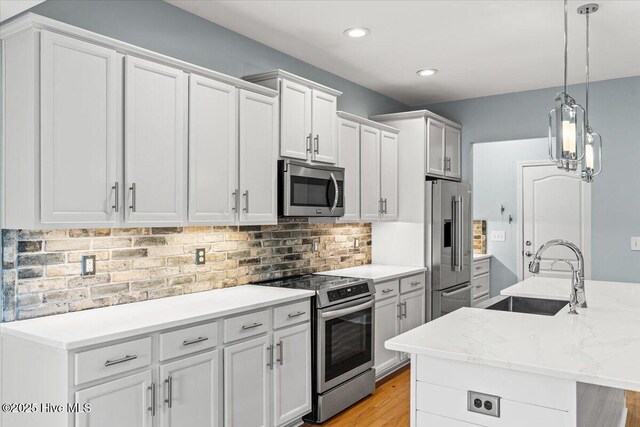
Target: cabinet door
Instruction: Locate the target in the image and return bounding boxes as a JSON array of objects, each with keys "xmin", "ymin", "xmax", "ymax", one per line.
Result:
[
  {"xmin": 337, "ymin": 118, "xmax": 360, "ymax": 222},
  {"xmin": 311, "ymin": 89, "xmax": 338, "ymax": 164},
  {"xmin": 444, "ymin": 126, "xmax": 461, "ymax": 180},
  {"xmin": 75, "ymin": 370, "xmax": 153, "ymax": 427},
  {"xmin": 280, "ymin": 79, "xmax": 312, "ymax": 161},
  {"xmin": 426, "ymin": 119, "xmax": 445, "ymax": 177},
  {"xmin": 238, "ymin": 90, "xmax": 279, "ymax": 225},
  {"xmin": 125, "ymin": 56, "xmax": 187, "ymax": 224},
  {"xmin": 272, "ymin": 323, "xmax": 312, "ymax": 426},
  {"xmin": 374, "ymin": 296, "xmax": 400, "ymax": 375},
  {"xmin": 380, "ymin": 131, "xmax": 398, "ymax": 221},
  {"xmin": 360, "ymin": 125, "xmax": 381, "ymax": 221},
  {"xmin": 160, "ymin": 350, "xmax": 221, "ymax": 427},
  {"xmin": 189, "ymin": 75, "xmax": 237, "ymax": 224},
  {"xmin": 40, "ymin": 31, "xmax": 120, "ymax": 225},
  {"xmin": 400, "ymin": 290, "xmax": 425, "ymax": 360},
  {"xmin": 224, "ymin": 335, "xmax": 270, "ymax": 427}
]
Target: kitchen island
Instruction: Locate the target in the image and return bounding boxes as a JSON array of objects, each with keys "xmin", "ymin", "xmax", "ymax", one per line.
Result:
[{"xmin": 386, "ymin": 277, "xmax": 640, "ymax": 426}]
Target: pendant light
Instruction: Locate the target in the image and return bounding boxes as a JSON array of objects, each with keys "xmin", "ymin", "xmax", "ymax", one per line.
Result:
[
  {"xmin": 578, "ymin": 3, "xmax": 603, "ymax": 183},
  {"xmin": 548, "ymin": 0, "xmax": 586, "ymax": 172}
]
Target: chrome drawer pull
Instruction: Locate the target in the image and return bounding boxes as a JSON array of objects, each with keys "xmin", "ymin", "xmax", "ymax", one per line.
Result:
[
  {"xmin": 287, "ymin": 311, "xmax": 306, "ymax": 318},
  {"xmin": 147, "ymin": 382, "xmax": 156, "ymax": 416},
  {"xmin": 241, "ymin": 322, "xmax": 263, "ymax": 331},
  {"xmin": 164, "ymin": 376, "xmax": 173, "ymax": 408},
  {"xmin": 104, "ymin": 354, "xmax": 137, "ymax": 367},
  {"xmin": 410, "ymin": 281, "xmax": 421, "ymax": 286},
  {"xmin": 382, "ymin": 288, "xmax": 394, "ymax": 293},
  {"xmin": 182, "ymin": 336, "xmax": 208, "ymax": 346},
  {"xmin": 276, "ymin": 341, "xmax": 284, "ymax": 365}
]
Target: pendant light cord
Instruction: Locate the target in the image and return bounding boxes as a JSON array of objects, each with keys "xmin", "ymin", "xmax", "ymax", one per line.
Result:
[
  {"xmin": 585, "ymin": 11, "xmax": 590, "ymax": 127},
  {"xmin": 564, "ymin": 0, "xmax": 568, "ymax": 95}
]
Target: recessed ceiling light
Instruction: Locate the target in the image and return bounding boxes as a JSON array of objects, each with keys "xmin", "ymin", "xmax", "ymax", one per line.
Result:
[
  {"xmin": 343, "ymin": 27, "xmax": 370, "ymax": 38},
  {"xmin": 417, "ymin": 69, "xmax": 438, "ymax": 77}
]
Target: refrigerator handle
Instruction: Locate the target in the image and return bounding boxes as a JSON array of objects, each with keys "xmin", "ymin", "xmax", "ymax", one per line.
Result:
[
  {"xmin": 452, "ymin": 196, "xmax": 463, "ymax": 272},
  {"xmin": 458, "ymin": 196, "xmax": 464, "ymax": 272}
]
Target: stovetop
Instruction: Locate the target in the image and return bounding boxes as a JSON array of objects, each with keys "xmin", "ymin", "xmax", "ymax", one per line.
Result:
[{"xmin": 257, "ymin": 274, "xmax": 365, "ymax": 292}]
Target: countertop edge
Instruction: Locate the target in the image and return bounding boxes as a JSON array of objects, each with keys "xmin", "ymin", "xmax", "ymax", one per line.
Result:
[
  {"xmin": 319, "ymin": 264, "xmax": 427, "ymax": 282},
  {"xmin": 473, "ymin": 254, "xmax": 492, "ymax": 261}
]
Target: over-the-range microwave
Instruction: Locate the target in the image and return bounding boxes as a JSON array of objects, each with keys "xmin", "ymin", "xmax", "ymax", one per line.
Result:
[{"xmin": 278, "ymin": 159, "xmax": 345, "ymax": 217}]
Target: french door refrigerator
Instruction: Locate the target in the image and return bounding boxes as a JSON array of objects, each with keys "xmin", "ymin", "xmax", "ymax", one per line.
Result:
[{"xmin": 426, "ymin": 180, "xmax": 472, "ymax": 320}]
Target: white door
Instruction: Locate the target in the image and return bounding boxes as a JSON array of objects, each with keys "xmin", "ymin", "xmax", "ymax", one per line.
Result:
[
  {"xmin": 125, "ymin": 56, "xmax": 187, "ymax": 224},
  {"xmin": 427, "ymin": 119, "xmax": 445, "ymax": 177},
  {"xmin": 520, "ymin": 163, "xmax": 591, "ymax": 280},
  {"xmin": 374, "ymin": 296, "xmax": 400, "ymax": 375},
  {"xmin": 444, "ymin": 126, "xmax": 461, "ymax": 180},
  {"xmin": 400, "ymin": 290, "xmax": 425, "ymax": 360},
  {"xmin": 40, "ymin": 31, "xmax": 120, "ymax": 226},
  {"xmin": 360, "ymin": 125, "xmax": 381, "ymax": 221},
  {"xmin": 75, "ymin": 370, "xmax": 153, "ymax": 427},
  {"xmin": 280, "ymin": 79, "xmax": 312, "ymax": 161},
  {"xmin": 380, "ymin": 131, "xmax": 398, "ymax": 221},
  {"xmin": 238, "ymin": 90, "xmax": 279, "ymax": 225},
  {"xmin": 337, "ymin": 118, "xmax": 360, "ymax": 222},
  {"xmin": 188, "ymin": 74, "xmax": 237, "ymax": 224},
  {"xmin": 272, "ymin": 323, "xmax": 312, "ymax": 426},
  {"xmin": 160, "ymin": 350, "xmax": 221, "ymax": 427},
  {"xmin": 311, "ymin": 89, "xmax": 338, "ymax": 164},
  {"xmin": 224, "ymin": 335, "xmax": 270, "ymax": 427}
]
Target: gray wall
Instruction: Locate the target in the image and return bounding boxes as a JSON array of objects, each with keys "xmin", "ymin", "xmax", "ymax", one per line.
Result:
[
  {"xmin": 420, "ymin": 76, "xmax": 640, "ymax": 284},
  {"xmin": 20, "ymin": 0, "xmax": 408, "ymax": 117}
]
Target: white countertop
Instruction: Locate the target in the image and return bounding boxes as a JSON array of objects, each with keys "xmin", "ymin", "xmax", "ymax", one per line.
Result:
[
  {"xmin": 386, "ymin": 277, "xmax": 640, "ymax": 392},
  {"xmin": 473, "ymin": 253, "xmax": 492, "ymax": 261},
  {"xmin": 319, "ymin": 264, "xmax": 427, "ymax": 282},
  {"xmin": 0, "ymin": 285, "xmax": 314, "ymax": 350}
]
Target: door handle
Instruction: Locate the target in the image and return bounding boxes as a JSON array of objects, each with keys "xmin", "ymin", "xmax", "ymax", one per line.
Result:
[
  {"xmin": 321, "ymin": 299, "xmax": 374, "ymax": 320},
  {"xmin": 232, "ymin": 190, "xmax": 237, "ymax": 211},
  {"xmin": 287, "ymin": 311, "xmax": 306, "ymax": 318},
  {"xmin": 182, "ymin": 336, "xmax": 208, "ymax": 346},
  {"xmin": 397, "ymin": 303, "xmax": 402, "ymax": 319},
  {"xmin": 241, "ymin": 322, "xmax": 263, "ymax": 331},
  {"xmin": 147, "ymin": 382, "xmax": 156, "ymax": 416},
  {"xmin": 164, "ymin": 376, "xmax": 173, "ymax": 409},
  {"xmin": 442, "ymin": 284, "xmax": 472, "ymax": 297},
  {"xmin": 306, "ymin": 133, "xmax": 312, "ymax": 153},
  {"xmin": 112, "ymin": 182, "xmax": 119, "ymax": 212},
  {"xmin": 104, "ymin": 354, "xmax": 137, "ymax": 367},
  {"xmin": 525, "ymin": 251, "xmax": 533, "ymax": 257},
  {"xmin": 330, "ymin": 172, "xmax": 339, "ymax": 213},
  {"xmin": 129, "ymin": 183, "xmax": 136, "ymax": 212},
  {"xmin": 276, "ymin": 340, "xmax": 283, "ymax": 365},
  {"xmin": 314, "ymin": 135, "xmax": 319, "ymax": 154},
  {"xmin": 402, "ymin": 301, "xmax": 407, "ymax": 318},
  {"xmin": 267, "ymin": 345, "xmax": 274, "ymax": 370},
  {"xmin": 383, "ymin": 198, "xmax": 388, "ymax": 214},
  {"xmin": 243, "ymin": 190, "xmax": 249, "ymax": 213}
]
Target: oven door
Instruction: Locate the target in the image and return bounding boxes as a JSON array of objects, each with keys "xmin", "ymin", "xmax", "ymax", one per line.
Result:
[
  {"xmin": 317, "ymin": 297, "xmax": 374, "ymax": 393},
  {"xmin": 281, "ymin": 160, "xmax": 344, "ymax": 217}
]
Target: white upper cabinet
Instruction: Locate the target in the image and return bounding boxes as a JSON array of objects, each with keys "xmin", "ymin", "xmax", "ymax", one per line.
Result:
[
  {"xmin": 360, "ymin": 125, "xmax": 382, "ymax": 221},
  {"xmin": 337, "ymin": 118, "xmax": 361, "ymax": 222},
  {"xmin": 444, "ymin": 125, "xmax": 461, "ymax": 180},
  {"xmin": 188, "ymin": 74, "xmax": 238, "ymax": 224},
  {"xmin": 427, "ymin": 118, "xmax": 446, "ymax": 177},
  {"xmin": 40, "ymin": 31, "xmax": 120, "ymax": 226},
  {"xmin": 380, "ymin": 131, "xmax": 398, "ymax": 221},
  {"xmin": 310, "ymin": 89, "xmax": 338, "ymax": 164},
  {"xmin": 238, "ymin": 90, "xmax": 279, "ymax": 225},
  {"xmin": 125, "ymin": 56, "xmax": 187, "ymax": 225},
  {"xmin": 280, "ymin": 80, "xmax": 312, "ymax": 160}
]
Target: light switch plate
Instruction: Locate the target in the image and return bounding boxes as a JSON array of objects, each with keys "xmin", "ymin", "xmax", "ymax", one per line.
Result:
[
  {"xmin": 354, "ymin": 238, "xmax": 360, "ymax": 248},
  {"xmin": 81, "ymin": 255, "xmax": 96, "ymax": 276},
  {"xmin": 195, "ymin": 248, "xmax": 206, "ymax": 265},
  {"xmin": 490, "ymin": 231, "xmax": 506, "ymax": 242},
  {"xmin": 631, "ymin": 237, "xmax": 640, "ymax": 251}
]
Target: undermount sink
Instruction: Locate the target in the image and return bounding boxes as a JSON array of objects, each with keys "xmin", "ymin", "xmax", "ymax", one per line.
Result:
[{"xmin": 476, "ymin": 295, "xmax": 568, "ymax": 316}]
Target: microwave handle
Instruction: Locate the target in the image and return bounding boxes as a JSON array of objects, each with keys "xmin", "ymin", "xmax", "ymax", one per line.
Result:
[
  {"xmin": 330, "ymin": 173, "xmax": 339, "ymax": 213},
  {"xmin": 321, "ymin": 299, "xmax": 373, "ymax": 320}
]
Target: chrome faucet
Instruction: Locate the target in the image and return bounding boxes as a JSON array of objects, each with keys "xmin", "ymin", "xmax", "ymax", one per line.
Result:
[{"xmin": 528, "ymin": 239, "xmax": 587, "ymax": 315}]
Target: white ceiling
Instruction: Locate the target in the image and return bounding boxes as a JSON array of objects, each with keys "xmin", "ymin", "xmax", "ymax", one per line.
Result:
[{"xmin": 167, "ymin": 0, "xmax": 640, "ymax": 106}]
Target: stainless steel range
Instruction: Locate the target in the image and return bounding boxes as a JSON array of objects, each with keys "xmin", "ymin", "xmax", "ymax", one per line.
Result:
[{"xmin": 258, "ymin": 274, "xmax": 375, "ymax": 423}]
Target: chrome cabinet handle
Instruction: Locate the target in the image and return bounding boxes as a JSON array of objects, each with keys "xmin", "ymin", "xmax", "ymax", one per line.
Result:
[
  {"xmin": 475, "ymin": 285, "xmax": 482, "ymax": 289},
  {"xmin": 164, "ymin": 376, "xmax": 173, "ymax": 408},
  {"xmin": 104, "ymin": 354, "xmax": 137, "ymax": 367},
  {"xmin": 330, "ymin": 172, "xmax": 339, "ymax": 213},
  {"xmin": 383, "ymin": 198, "xmax": 388, "ymax": 214},
  {"xmin": 182, "ymin": 336, "xmax": 208, "ymax": 346},
  {"xmin": 410, "ymin": 281, "xmax": 421, "ymax": 286},
  {"xmin": 112, "ymin": 182, "xmax": 119, "ymax": 212},
  {"xmin": 147, "ymin": 382, "xmax": 156, "ymax": 416},
  {"xmin": 379, "ymin": 198, "xmax": 384, "ymax": 215},
  {"xmin": 267, "ymin": 345, "xmax": 274, "ymax": 369},
  {"xmin": 314, "ymin": 135, "xmax": 319, "ymax": 154},
  {"xmin": 402, "ymin": 301, "xmax": 407, "ymax": 318},
  {"xmin": 276, "ymin": 341, "xmax": 283, "ymax": 365},
  {"xmin": 129, "ymin": 183, "xmax": 136, "ymax": 212},
  {"xmin": 243, "ymin": 190, "xmax": 249, "ymax": 212},
  {"xmin": 287, "ymin": 311, "xmax": 306, "ymax": 318},
  {"xmin": 397, "ymin": 303, "xmax": 402, "ymax": 319},
  {"xmin": 232, "ymin": 190, "xmax": 237, "ymax": 211},
  {"xmin": 306, "ymin": 133, "xmax": 312, "ymax": 153},
  {"xmin": 382, "ymin": 288, "xmax": 394, "ymax": 293},
  {"xmin": 241, "ymin": 322, "xmax": 263, "ymax": 331}
]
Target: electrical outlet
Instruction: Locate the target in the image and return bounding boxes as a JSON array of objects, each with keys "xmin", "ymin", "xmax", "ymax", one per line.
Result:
[
  {"xmin": 195, "ymin": 248, "xmax": 206, "ymax": 265},
  {"xmin": 81, "ymin": 255, "xmax": 96, "ymax": 276},
  {"xmin": 467, "ymin": 391, "xmax": 500, "ymax": 418},
  {"xmin": 312, "ymin": 240, "xmax": 320, "ymax": 252},
  {"xmin": 490, "ymin": 230, "xmax": 506, "ymax": 242},
  {"xmin": 631, "ymin": 237, "xmax": 640, "ymax": 251},
  {"xmin": 354, "ymin": 238, "xmax": 360, "ymax": 248}
]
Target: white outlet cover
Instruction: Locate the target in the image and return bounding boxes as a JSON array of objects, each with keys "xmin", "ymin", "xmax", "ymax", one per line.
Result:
[
  {"xmin": 631, "ymin": 237, "xmax": 640, "ymax": 251},
  {"xmin": 491, "ymin": 230, "xmax": 506, "ymax": 242}
]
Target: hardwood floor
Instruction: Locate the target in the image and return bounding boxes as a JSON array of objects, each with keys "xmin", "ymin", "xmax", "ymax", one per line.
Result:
[
  {"xmin": 628, "ymin": 391, "xmax": 640, "ymax": 427},
  {"xmin": 304, "ymin": 366, "xmax": 410, "ymax": 427}
]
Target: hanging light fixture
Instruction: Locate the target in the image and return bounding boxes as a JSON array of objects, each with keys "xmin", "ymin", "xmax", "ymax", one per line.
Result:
[
  {"xmin": 577, "ymin": 3, "xmax": 603, "ymax": 183},
  {"xmin": 548, "ymin": 0, "xmax": 586, "ymax": 172}
]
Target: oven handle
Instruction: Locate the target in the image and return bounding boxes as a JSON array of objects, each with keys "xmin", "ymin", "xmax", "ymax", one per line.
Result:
[
  {"xmin": 329, "ymin": 172, "xmax": 339, "ymax": 214},
  {"xmin": 320, "ymin": 299, "xmax": 373, "ymax": 320},
  {"xmin": 442, "ymin": 284, "xmax": 472, "ymax": 297}
]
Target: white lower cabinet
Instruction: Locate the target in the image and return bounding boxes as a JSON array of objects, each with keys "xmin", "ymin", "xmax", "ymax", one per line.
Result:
[
  {"xmin": 374, "ymin": 296, "xmax": 400, "ymax": 374},
  {"xmin": 75, "ymin": 370, "xmax": 154, "ymax": 427},
  {"xmin": 472, "ymin": 257, "xmax": 491, "ymax": 306}
]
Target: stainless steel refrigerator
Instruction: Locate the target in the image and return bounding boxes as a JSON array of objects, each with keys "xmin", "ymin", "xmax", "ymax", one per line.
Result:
[{"xmin": 426, "ymin": 180, "xmax": 472, "ymax": 320}]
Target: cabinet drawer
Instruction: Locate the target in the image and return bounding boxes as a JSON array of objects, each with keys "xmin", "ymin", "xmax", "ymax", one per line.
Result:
[
  {"xmin": 472, "ymin": 273, "xmax": 489, "ymax": 299},
  {"xmin": 417, "ymin": 411, "xmax": 481, "ymax": 427},
  {"xmin": 75, "ymin": 337, "xmax": 152, "ymax": 385},
  {"xmin": 223, "ymin": 309, "xmax": 270, "ymax": 343},
  {"xmin": 374, "ymin": 279, "xmax": 399, "ymax": 300},
  {"xmin": 472, "ymin": 259, "xmax": 490, "ymax": 277},
  {"xmin": 472, "ymin": 293, "xmax": 489, "ymax": 306},
  {"xmin": 400, "ymin": 273, "xmax": 425, "ymax": 294},
  {"xmin": 159, "ymin": 322, "xmax": 218, "ymax": 361},
  {"xmin": 274, "ymin": 299, "xmax": 310, "ymax": 330}
]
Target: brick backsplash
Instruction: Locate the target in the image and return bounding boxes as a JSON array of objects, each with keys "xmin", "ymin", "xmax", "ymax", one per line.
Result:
[{"xmin": 1, "ymin": 218, "xmax": 371, "ymax": 321}]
